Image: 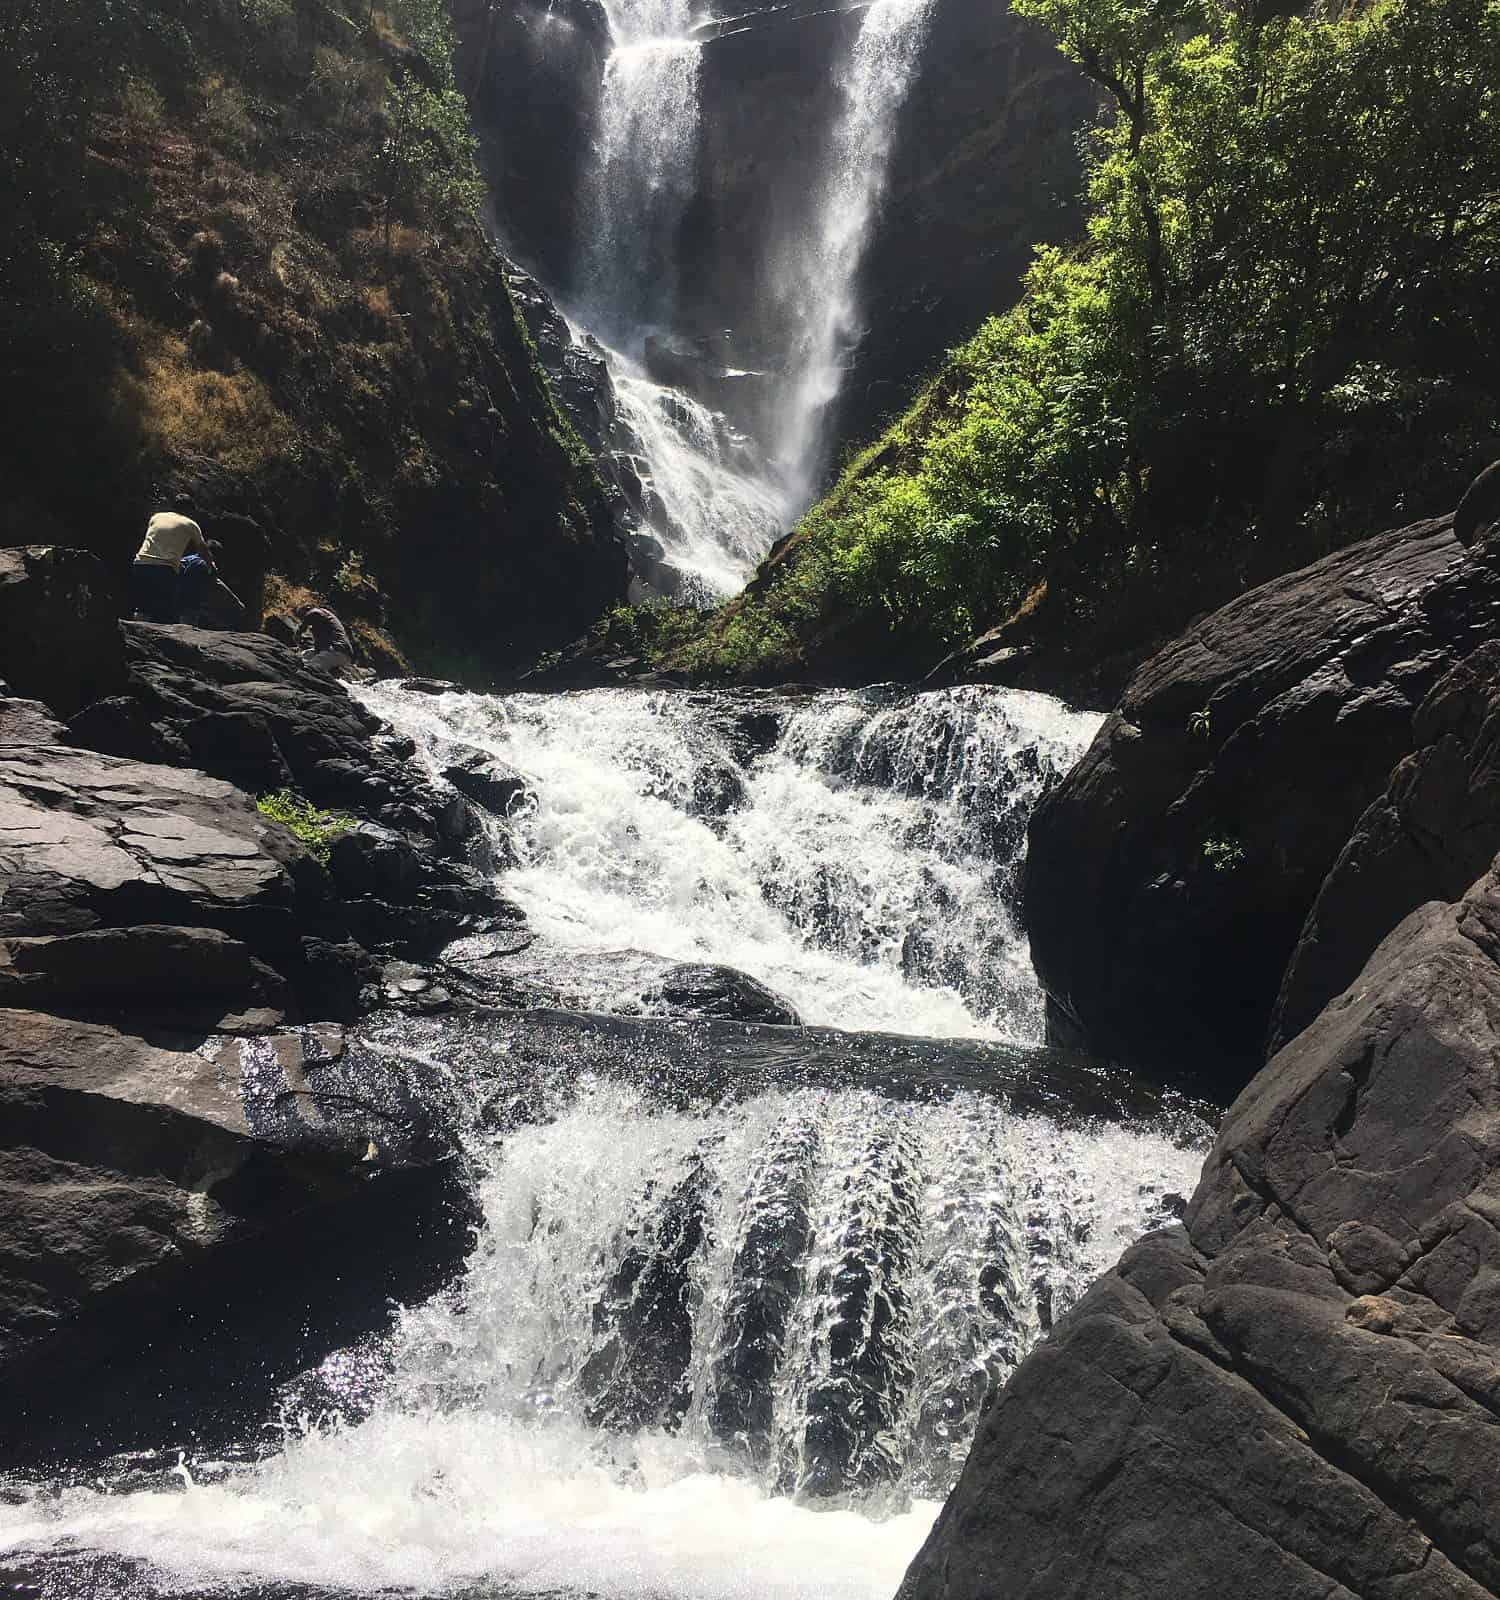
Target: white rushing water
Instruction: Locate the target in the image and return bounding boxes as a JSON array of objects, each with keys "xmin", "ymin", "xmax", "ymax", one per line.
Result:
[
  {"xmin": 608, "ymin": 355, "xmax": 791, "ymax": 600},
  {"xmin": 362, "ymin": 682, "xmax": 1104, "ymax": 1040},
  {"xmin": 0, "ymin": 681, "xmax": 1206, "ymax": 1600},
  {"xmin": 1, "ymin": 1077, "xmax": 1206, "ymax": 1599},
  {"xmin": 560, "ymin": 0, "xmax": 939, "ymax": 597},
  {"xmin": 776, "ymin": 0, "xmax": 936, "ymax": 497},
  {"xmin": 582, "ymin": 0, "xmax": 702, "ymax": 333}
]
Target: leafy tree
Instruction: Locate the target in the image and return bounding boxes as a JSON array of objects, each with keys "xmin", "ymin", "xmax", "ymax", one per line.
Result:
[
  {"xmin": 375, "ymin": 77, "xmax": 485, "ymax": 249},
  {"xmin": 723, "ymin": 0, "xmax": 1500, "ymax": 668}
]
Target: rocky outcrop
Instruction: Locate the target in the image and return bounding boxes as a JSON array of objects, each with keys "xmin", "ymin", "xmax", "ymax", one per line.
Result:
[
  {"xmin": 0, "ymin": 740, "xmax": 340, "ymax": 1024},
  {"xmin": 0, "ymin": 545, "xmax": 124, "ymax": 716},
  {"xmin": 0, "ymin": 1008, "xmax": 470, "ymax": 1450},
  {"xmin": 1025, "ymin": 515, "xmax": 1500, "ymax": 1092},
  {"xmin": 68, "ymin": 622, "xmax": 517, "ymax": 958},
  {"xmin": 0, "ymin": 570, "xmax": 533, "ymax": 1406},
  {"xmin": 899, "ymin": 859, "xmax": 1500, "ymax": 1600},
  {"xmin": 1272, "ymin": 640, "xmax": 1500, "ymax": 1053}
]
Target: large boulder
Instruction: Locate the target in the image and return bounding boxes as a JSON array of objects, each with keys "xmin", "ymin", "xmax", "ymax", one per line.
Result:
[
  {"xmin": 0, "ymin": 546, "xmax": 124, "ymax": 717},
  {"xmin": 1024, "ymin": 514, "xmax": 1500, "ymax": 1092},
  {"xmin": 643, "ymin": 961, "xmax": 801, "ymax": 1025},
  {"xmin": 0, "ymin": 1008, "xmax": 468, "ymax": 1446},
  {"xmin": 899, "ymin": 861, "xmax": 1500, "ymax": 1600},
  {"xmin": 0, "ymin": 742, "xmax": 314, "ymax": 966},
  {"xmin": 66, "ymin": 624, "xmax": 512, "ymax": 957}
]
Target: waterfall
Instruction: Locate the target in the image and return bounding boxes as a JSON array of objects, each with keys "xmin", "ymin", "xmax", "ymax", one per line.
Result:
[
  {"xmin": 582, "ymin": 16, "xmax": 701, "ymax": 337},
  {"xmin": 776, "ymin": 0, "xmax": 936, "ymax": 498},
  {"xmin": 606, "ymin": 355, "xmax": 790, "ymax": 601},
  {"xmin": 359, "ymin": 682, "xmax": 1105, "ymax": 1040},
  {"xmin": 0, "ymin": 682, "xmax": 1209, "ymax": 1598},
  {"xmin": 0, "ymin": 1073, "xmax": 1206, "ymax": 1599},
  {"xmin": 541, "ymin": 0, "xmax": 939, "ymax": 599}
]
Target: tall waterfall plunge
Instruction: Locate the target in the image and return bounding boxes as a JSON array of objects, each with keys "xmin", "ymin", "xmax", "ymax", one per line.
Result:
[
  {"xmin": 545, "ymin": 0, "xmax": 942, "ymax": 600},
  {"xmin": 776, "ymin": 0, "xmax": 938, "ymax": 501}
]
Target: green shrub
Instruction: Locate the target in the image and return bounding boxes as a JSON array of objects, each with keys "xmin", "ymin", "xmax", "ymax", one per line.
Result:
[{"xmin": 256, "ymin": 790, "xmax": 353, "ymax": 865}]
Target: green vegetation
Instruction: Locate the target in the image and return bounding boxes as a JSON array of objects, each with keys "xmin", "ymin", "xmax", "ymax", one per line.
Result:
[
  {"xmin": 0, "ymin": 0, "xmax": 614, "ymax": 670},
  {"xmin": 256, "ymin": 789, "xmax": 353, "ymax": 866},
  {"xmin": 1201, "ymin": 836, "xmax": 1245, "ymax": 875},
  {"xmin": 679, "ymin": 0, "xmax": 1500, "ymax": 683}
]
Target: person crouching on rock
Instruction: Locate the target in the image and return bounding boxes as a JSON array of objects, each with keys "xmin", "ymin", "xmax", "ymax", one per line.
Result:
[
  {"xmin": 296, "ymin": 604, "xmax": 356, "ymax": 678},
  {"xmin": 131, "ymin": 496, "xmax": 209, "ymax": 623}
]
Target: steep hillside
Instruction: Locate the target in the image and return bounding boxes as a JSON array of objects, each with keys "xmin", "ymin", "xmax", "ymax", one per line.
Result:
[
  {"xmin": 0, "ymin": 0, "xmax": 627, "ymax": 673},
  {"xmin": 667, "ymin": 0, "xmax": 1500, "ymax": 697}
]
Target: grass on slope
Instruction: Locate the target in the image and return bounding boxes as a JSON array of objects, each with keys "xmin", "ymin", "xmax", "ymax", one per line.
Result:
[{"xmin": 0, "ymin": 0, "xmax": 618, "ymax": 671}]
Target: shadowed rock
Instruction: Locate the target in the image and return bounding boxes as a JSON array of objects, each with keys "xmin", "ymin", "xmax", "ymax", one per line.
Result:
[
  {"xmin": 1273, "ymin": 638, "xmax": 1500, "ymax": 1053},
  {"xmin": 0, "ymin": 1008, "xmax": 468, "ymax": 1450},
  {"xmin": 1025, "ymin": 509, "xmax": 1500, "ymax": 1093},
  {"xmin": 0, "ymin": 546, "xmax": 124, "ymax": 717}
]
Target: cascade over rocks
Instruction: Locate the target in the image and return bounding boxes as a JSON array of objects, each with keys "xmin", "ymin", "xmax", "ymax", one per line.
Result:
[{"xmin": 1025, "ymin": 512, "xmax": 1500, "ymax": 1091}]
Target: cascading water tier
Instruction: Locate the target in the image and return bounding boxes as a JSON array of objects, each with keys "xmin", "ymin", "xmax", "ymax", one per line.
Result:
[{"xmin": 0, "ymin": 680, "xmax": 1212, "ymax": 1600}]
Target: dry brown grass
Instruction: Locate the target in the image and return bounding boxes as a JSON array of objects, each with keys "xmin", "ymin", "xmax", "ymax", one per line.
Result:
[
  {"xmin": 260, "ymin": 572, "xmax": 319, "ymax": 627},
  {"xmin": 350, "ymin": 616, "xmax": 409, "ymax": 674},
  {"xmin": 119, "ymin": 329, "xmax": 293, "ymax": 474}
]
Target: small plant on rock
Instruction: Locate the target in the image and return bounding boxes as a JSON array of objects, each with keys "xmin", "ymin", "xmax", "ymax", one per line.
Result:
[
  {"xmin": 256, "ymin": 790, "xmax": 353, "ymax": 866},
  {"xmin": 1201, "ymin": 836, "xmax": 1246, "ymax": 875}
]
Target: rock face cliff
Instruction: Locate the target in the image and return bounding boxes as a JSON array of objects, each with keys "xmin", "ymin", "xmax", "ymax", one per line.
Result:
[
  {"xmin": 903, "ymin": 477, "xmax": 1500, "ymax": 1598},
  {"xmin": 3, "ymin": 2, "xmax": 627, "ymax": 675}
]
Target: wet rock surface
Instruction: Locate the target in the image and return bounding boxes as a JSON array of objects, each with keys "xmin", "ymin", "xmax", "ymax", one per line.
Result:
[
  {"xmin": 0, "ymin": 1009, "xmax": 471, "ymax": 1452},
  {"xmin": 0, "ymin": 576, "xmax": 523, "ymax": 1405},
  {"xmin": 1025, "ymin": 514, "xmax": 1500, "ymax": 1092},
  {"xmin": 642, "ymin": 961, "xmax": 801, "ymax": 1025},
  {"xmin": 901, "ymin": 861, "xmax": 1500, "ymax": 1600}
]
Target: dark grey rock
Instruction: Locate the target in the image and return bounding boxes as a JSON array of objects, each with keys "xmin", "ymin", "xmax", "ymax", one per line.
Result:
[
  {"xmin": 439, "ymin": 751, "xmax": 531, "ymax": 817},
  {"xmin": 1455, "ymin": 457, "xmax": 1500, "ymax": 546},
  {"xmin": 0, "ymin": 546, "xmax": 125, "ymax": 717},
  {"xmin": 1025, "ymin": 514, "xmax": 1500, "ymax": 1092},
  {"xmin": 643, "ymin": 962, "xmax": 801, "ymax": 1026},
  {"xmin": 900, "ymin": 862, "xmax": 1500, "ymax": 1600},
  {"xmin": 0, "ymin": 1008, "xmax": 468, "ymax": 1441},
  {"xmin": 1272, "ymin": 637, "xmax": 1500, "ymax": 1053}
]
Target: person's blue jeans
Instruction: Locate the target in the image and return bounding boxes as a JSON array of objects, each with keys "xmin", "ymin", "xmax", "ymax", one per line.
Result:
[{"xmin": 129, "ymin": 561, "xmax": 178, "ymax": 623}]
